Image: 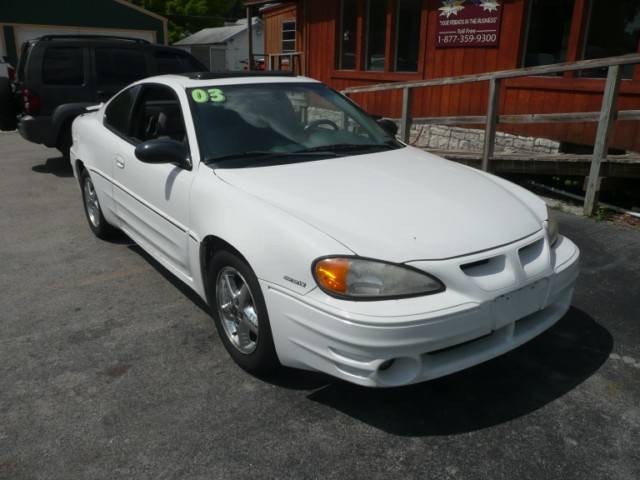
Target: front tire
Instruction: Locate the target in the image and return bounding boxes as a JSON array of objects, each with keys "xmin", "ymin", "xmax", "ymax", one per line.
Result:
[
  {"xmin": 80, "ymin": 168, "xmax": 117, "ymax": 239},
  {"xmin": 207, "ymin": 250, "xmax": 279, "ymax": 375}
]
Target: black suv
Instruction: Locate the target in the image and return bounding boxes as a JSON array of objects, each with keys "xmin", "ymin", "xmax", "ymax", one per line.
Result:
[{"xmin": 10, "ymin": 35, "xmax": 206, "ymax": 159}]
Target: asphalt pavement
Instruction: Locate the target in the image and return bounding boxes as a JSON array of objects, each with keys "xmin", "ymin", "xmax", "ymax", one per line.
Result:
[{"xmin": 1, "ymin": 131, "xmax": 639, "ymax": 480}]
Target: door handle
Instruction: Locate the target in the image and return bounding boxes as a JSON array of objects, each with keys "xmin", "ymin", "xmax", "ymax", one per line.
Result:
[{"xmin": 115, "ymin": 158, "xmax": 125, "ymax": 169}]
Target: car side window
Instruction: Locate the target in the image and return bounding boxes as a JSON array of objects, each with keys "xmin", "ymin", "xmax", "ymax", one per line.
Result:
[
  {"xmin": 104, "ymin": 86, "xmax": 140, "ymax": 138},
  {"xmin": 42, "ymin": 47, "xmax": 84, "ymax": 85},
  {"xmin": 96, "ymin": 48, "xmax": 147, "ymax": 88},
  {"xmin": 154, "ymin": 51, "xmax": 204, "ymax": 74},
  {"xmin": 129, "ymin": 85, "xmax": 188, "ymax": 146}
]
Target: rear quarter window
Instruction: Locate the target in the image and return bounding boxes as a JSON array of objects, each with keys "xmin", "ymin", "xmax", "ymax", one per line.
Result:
[
  {"xmin": 17, "ymin": 42, "xmax": 34, "ymax": 82},
  {"xmin": 42, "ymin": 47, "xmax": 84, "ymax": 85},
  {"xmin": 154, "ymin": 50, "xmax": 204, "ymax": 74},
  {"xmin": 96, "ymin": 48, "xmax": 147, "ymax": 86}
]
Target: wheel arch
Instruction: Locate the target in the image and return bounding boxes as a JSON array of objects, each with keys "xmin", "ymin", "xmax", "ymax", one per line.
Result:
[
  {"xmin": 51, "ymin": 104, "xmax": 93, "ymax": 146},
  {"xmin": 73, "ymin": 158, "xmax": 87, "ymax": 189},
  {"xmin": 199, "ymin": 235, "xmax": 251, "ymax": 305}
]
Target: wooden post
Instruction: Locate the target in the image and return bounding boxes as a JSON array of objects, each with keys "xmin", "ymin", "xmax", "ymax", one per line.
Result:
[
  {"xmin": 400, "ymin": 87, "xmax": 413, "ymax": 143},
  {"xmin": 584, "ymin": 65, "xmax": 623, "ymax": 215},
  {"xmin": 482, "ymin": 78, "xmax": 500, "ymax": 171},
  {"xmin": 247, "ymin": 7, "xmax": 254, "ymax": 71}
]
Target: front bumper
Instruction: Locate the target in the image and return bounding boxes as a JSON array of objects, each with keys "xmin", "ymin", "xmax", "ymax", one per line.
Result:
[{"xmin": 263, "ymin": 231, "xmax": 580, "ymax": 387}]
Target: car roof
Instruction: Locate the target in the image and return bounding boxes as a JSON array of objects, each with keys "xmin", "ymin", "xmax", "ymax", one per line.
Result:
[
  {"xmin": 32, "ymin": 34, "xmax": 149, "ymax": 45},
  {"xmin": 137, "ymin": 72, "xmax": 322, "ymax": 90},
  {"xmin": 27, "ymin": 35, "xmax": 189, "ymax": 52}
]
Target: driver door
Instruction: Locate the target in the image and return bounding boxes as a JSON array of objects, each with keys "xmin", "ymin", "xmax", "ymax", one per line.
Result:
[{"xmin": 112, "ymin": 84, "xmax": 194, "ymax": 280}]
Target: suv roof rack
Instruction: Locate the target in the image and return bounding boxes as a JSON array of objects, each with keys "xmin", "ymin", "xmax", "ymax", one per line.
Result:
[
  {"xmin": 184, "ymin": 71, "xmax": 297, "ymax": 80},
  {"xmin": 37, "ymin": 34, "xmax": 150, "ymax": 44}
]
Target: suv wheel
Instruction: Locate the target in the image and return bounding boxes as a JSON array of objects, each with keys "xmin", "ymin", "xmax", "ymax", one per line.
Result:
[{"xmin": 57, "ymin": 124, "xmax": 72, "ymax": 161}]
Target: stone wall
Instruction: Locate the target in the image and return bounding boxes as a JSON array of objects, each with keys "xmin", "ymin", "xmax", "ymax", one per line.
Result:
[{"xmin": 407, "ymin": 124, "xmax": 560, "ymax": 155}]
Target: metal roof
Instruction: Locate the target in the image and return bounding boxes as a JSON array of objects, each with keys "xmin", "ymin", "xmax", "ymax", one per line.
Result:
[{"xmin": 173, "ymin": 18, "xmax": 260, "ymax": 46}]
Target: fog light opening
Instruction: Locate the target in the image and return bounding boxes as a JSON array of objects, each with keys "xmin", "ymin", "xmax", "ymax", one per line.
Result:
[
  {"xmin": 375, "ymin": 357, "xmax": 421, "ymax": 386},
  {"xmin": 378, "ymin": 359, "xmax": 395, "ymax": 372}
]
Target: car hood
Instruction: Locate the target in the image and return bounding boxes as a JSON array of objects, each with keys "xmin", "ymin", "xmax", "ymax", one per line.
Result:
[{"xmin": 213, "ymin": 147, "xmax": 543, "ymax": 262}]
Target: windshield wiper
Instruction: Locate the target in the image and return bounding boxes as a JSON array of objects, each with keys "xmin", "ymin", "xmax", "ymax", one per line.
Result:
[
  {"xmin": 204, "ymin": 150, "xmax": 338, "ymax": 165},
  {"xmin": 298, "ymin": 143, "xmax": 398, "ymax": 154}
]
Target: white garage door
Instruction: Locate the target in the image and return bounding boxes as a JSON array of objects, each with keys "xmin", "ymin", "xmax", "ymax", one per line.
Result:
[{"xmin": 13, "ymin": 25, "xmax": 156, "ymax": 55}]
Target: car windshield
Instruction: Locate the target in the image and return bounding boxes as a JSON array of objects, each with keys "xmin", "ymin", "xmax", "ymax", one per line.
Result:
[{"xmin": 187, "ymin": 82, "xmax": 402, "ymax": 166}]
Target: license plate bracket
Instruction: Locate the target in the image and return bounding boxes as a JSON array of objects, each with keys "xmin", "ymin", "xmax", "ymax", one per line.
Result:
[{"xmin": 492, "ymin": 279, "xmax": 549, "ymax": 330}]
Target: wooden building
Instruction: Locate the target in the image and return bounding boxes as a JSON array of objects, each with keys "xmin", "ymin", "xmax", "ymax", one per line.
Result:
[{"xmin": 246, "ymin": 0, "xmax": 640, "ymax": 152}]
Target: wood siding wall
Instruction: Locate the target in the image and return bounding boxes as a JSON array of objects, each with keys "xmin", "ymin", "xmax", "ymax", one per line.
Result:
[
  {"xmin": 264, "ymin": 0, "xmax": 640, "ymax": 152},
  {"xmin": 264, "ymin": 4, "xmax": 298, "ymax": 55}
]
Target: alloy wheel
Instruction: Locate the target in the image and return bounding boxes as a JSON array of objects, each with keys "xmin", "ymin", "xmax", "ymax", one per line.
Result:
[
  {"xmin": 83, "ymin": 176, "xmax": 101, "ymax": 228},
  {"xmin": 216, "ymin": 266, "xmax": 260, "ymax": 354}
]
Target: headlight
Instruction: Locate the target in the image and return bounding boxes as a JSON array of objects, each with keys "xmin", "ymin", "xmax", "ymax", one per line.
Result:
[
  {"xmin": 546, "ymin": 206, "xmax": 559, "ymax": 246},
  {"xmin": 313, "ymin": 257, "xmax": 445, "ymax": 300}
]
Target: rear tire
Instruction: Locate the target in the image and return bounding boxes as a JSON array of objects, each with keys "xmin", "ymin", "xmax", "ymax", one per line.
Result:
[
  {"xmin": 79, "ymin": 168, "xmax": 117, "ymax": 239},
  {"xmin": 207, "ymin": 250, "xmax": 280, "ymax": 375},
  {"xmin": 0, "ymin": 78, "xmax": 17, "ymax": 132},
  {"xmin": 57, "ymin": 124, "xmax": 72, "ymax": 161}
]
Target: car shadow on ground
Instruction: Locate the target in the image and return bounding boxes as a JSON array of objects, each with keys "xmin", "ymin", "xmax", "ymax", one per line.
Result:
[
  {"xmin": 127, "ymin": 244, "xmax": 211, "ymax": 315},
  {"xmin": 31, "ymin": 156, "xmax": 73, "ymax": 178},
  {"xmin": 122, "ymin": 242, "xmax": 612, "ymax": 436},
  {"xmin": 304, "ymin": 307, "xmax": 612, "ymax": 436}
]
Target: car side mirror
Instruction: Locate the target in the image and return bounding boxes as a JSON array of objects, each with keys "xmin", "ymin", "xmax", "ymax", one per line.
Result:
[
  {"xmin": 135, "ymin": 139, "xmax": 191, "ymax": 169},
  {"xmin": 376, "ymin": 118, "xmax": 398, "ymax": 137}
]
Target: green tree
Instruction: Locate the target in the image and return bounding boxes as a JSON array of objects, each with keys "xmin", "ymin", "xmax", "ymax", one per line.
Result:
[{"xmin": 130, "ymin": 0, "xmax": 246, "ymax": 43}]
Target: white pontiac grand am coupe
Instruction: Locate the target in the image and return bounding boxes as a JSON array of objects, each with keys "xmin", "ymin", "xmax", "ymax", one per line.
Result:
[{"xmin": 70, "ymin": 72, "xmax": 580, "ymax": 387}]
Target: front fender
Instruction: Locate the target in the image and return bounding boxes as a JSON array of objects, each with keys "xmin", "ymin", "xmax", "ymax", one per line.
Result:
[{"xmin": 191, "ymin": 168, "xmax": 354, "ymax": 297}]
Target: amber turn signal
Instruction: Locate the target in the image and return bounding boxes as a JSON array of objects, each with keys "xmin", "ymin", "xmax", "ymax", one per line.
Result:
[{"xmin": 314, "ymin": 258, "xmax": 350, "ymax": 294}]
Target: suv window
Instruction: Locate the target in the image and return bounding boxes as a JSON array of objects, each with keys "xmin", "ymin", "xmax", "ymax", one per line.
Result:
[
  {"xmin": 155, "ymin": 51, "xmax": 203, "ymax": 74},
  {"xmin": 131, "ymin": 85, "xmax": 187, "ymax": 144},
  {"xmin": 42, "ymin": 47, "xmax": 84, "ymax": 85},
  {"xmin": 96, "ymin": 48, "xmax": 147, "ymax": 86},
  {"xmin": 104, "ymin": 85, "xmax": 140, "ymax": 137}
]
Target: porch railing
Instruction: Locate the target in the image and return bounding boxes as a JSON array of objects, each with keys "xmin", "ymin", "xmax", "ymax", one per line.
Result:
[
  {"xmin": 342, "ymin": 54, "xmax": 640, "ymax": 216},
  {"xmin": 266, "ymin": 52, "xmax": 304, "ymax": 75}
]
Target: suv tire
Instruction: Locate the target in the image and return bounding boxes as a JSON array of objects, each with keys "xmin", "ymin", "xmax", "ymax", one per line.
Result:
[{"xmin": 57, "ymin": 123, "xmax": 72, "ymax": 161}]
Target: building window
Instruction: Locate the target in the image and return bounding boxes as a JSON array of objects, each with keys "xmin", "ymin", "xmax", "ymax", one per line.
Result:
[
  {"xmin": 523, "ymin": 0, "xmax": 575, "ymax": 69},
  {"xmin": 365, "ymin": 0, "xmax": 388, "ymax": 71},
  {"xmin": 42, "ymin": 47, "xmax": 84, "ymax": 85},
  {"xmin": 394, "ymin": 0, "xmax": 421, "ymax": 72},
  {"xmin": 282, "ymin": 21, "xmax": 296, "ymax": 53},
  {"xmin": 581, "ymin": 0, "xmax": 640, "ymax": 78},
  {"xmin": 338, "ymin": 0, "xmax": 358, "ymax": 69}
]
